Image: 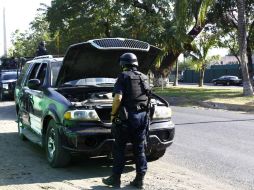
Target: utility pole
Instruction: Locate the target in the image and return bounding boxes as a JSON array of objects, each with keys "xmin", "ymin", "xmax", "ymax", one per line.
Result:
[{"xmin": 3, "ymin": 7, "xmax": 7, "ymax": 56}]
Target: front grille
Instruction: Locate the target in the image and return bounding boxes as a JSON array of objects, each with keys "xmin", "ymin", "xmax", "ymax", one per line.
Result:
[
  {"xmin": 96, "ymin": 107, "xmax": 112, "ymax": 123},
  {"xmin": 91, "ymin": 38, "xmax": 149, "ymax": 50}
]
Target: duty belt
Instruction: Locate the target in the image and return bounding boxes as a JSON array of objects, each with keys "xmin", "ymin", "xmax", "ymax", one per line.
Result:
[{"xmin": 127, "ymin": 105, "xmax": 147, "ymax": 112}]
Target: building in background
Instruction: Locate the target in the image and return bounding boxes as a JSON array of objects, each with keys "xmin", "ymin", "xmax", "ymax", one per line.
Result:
[{"xmin": 219, "ymin": 55, "xmax": 254, "ymax": 65}]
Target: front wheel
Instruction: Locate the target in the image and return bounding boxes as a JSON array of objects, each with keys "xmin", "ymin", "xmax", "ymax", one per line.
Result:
[
  {"xmin": 46, "ymin": 120, "xmax": 71, "ymax": 168},
  {"xmin": 147, "ymin": 149, "xmax": 166, "ymax": 162}
]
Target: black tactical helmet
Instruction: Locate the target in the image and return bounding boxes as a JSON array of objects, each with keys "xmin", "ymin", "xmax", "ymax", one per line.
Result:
[
  {"xmin": 119, "ymin": 53, "xmax": 138, "ymax": 67},
  {"xmin": 39, "ymin": 41, "xmax": 46, "ymax": 46}
]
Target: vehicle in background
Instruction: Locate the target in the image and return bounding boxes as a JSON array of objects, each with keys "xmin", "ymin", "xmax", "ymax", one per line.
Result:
[
  {"xmin": 0, "ymin": 71, "xmax": 19, "ymax": 101},
  {"xmin": 212, "ymin": 75, "xmax": 242, "ymax": 86}
]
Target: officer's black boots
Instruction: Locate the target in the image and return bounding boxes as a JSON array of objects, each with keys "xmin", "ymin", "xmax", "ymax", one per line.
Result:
[
  {"xmin": 102, "ymin": 174, "xmax": 121, "ymax": 188},
  {"xmin": 102, "ymin": 173, "xmax": 145, "ymax": 189},
  {"xmin": 130, "ymin": 173, "xmax": 145, "ymax": 189}
]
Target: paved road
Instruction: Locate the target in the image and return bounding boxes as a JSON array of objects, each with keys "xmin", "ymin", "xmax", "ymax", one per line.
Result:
[
  {"xmin": 163, "ymin": 106, "xmax": 254, "ymax": 190},
  {"xmin": 0, "ymin": 102, "xmax": 235, "ymax": 190}
]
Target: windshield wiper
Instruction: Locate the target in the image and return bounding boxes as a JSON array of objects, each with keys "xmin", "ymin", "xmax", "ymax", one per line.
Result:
[
  {"xmin": 74, "ymin": 84, "xmax": 99, "ymax": 87},
  {"xmin": 96, "ymin": 83, "xmax": 114, "ymax": 86},
  {"xmin": 59, "ymin": 84, "xmax": 74, "ymax": 87},
  {"xmin": 60, "ymin": 83, "xmax": 111, "ymax": 87}
]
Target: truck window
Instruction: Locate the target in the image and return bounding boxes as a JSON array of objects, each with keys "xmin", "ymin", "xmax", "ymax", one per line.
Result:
[
  {"xmin": 24, "ymin": 63, "xmax": 40, "ymax": 86},
  {"xmin": 16, "ymin": 62, "xmax": 30, "ymax": 87},
  {"xmin": 36, "ymin": 63, "xmax": 47, "ymax": 86}
]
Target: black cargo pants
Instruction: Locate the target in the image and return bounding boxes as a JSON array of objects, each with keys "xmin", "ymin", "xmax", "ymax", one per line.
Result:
[{"xmin": 112, "ymin": 111, "xmax": 148, "ymax": 175}]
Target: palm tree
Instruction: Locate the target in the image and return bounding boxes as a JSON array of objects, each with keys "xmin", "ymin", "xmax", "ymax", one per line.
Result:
[
  {"xmin": 237, "ymin": 0, "xmax": 253, "ymax": 96},
  {"xmin": 189, "ymin": 31, "xmax": 219, "ymax": 87},
  {"xmin": 157, "ymin": 0, "xmax": 215, "ymax": 78}
]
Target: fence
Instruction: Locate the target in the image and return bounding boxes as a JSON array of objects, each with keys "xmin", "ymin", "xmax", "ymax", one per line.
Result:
[{"xmin": 183, "ymin": 64, "xmax": 243, "ymax": 83}]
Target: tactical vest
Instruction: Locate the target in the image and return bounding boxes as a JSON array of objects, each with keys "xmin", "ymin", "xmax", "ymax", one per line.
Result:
[{"xmin": 121, "ymin": 70, "xmax": 150, "ymax": 111}]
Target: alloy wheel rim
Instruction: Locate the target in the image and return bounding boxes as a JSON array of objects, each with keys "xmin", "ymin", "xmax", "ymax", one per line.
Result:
[
  {"xmin": 18, "ymin": 121, "xmax": 23, "ymax": 134},
  {"xmin": 18, "ymin": 114, "xmax": 23, "ymax": 135},
  {"xmin": 47, "ymin": 128, "xmax": 56, "ymax": 160}
]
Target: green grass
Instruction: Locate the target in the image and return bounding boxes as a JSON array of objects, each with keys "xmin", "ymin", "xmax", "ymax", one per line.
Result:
[{"xmin": 153, "ymin": 86, "xmax": 254, "ymax": 107}]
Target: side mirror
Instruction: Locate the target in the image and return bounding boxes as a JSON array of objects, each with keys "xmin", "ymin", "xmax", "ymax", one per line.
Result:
[{"xmin": 28, "ymin": 79, "xmax": 41, "ymax": 90}]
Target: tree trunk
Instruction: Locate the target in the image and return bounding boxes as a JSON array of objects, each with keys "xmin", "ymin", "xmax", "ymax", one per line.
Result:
[
  {"xmin": 246, "ymin": 36, "xmax": 253, "ymax": 85},
  {"xmin": 173, "ymin": 59, "xmax": 179, "ymax": 86},
  {"xmin": 199, "ymin": 69, "xmax": 205, "ymax": 87},
  {"xmin": 152, "ymin": 74, "xmax": 170, "ymax": 87},
  {"xmin": 152, "ymin": 70, "xmax": 163, "ymax": 87},
  {"xmin": 237, "ymin": 0, "xmax": 253, "ymax": 96},
  {"xmin": 159, "ymin": 25, "xmax": 204, "ymax": 77}
]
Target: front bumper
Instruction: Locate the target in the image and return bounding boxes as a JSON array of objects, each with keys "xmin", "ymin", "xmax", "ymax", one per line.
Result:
[
  {"xmin": 1, "ymin": 88, "xmax": 14, "ymax": 97},
  {"xmin": 60, "ymin": 120, "xmax": 175, "ymax": 156}
]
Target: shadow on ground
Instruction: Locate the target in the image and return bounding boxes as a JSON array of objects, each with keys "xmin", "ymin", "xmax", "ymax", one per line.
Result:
[{"xmin": 0, "ymin": 132, "xmax": 135, "ymax": 187}]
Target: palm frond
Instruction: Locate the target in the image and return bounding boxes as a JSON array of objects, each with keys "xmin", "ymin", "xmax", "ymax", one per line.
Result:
[{"xmin": 197, "ymin": 0, "xmax": 215, "ymax": 26}]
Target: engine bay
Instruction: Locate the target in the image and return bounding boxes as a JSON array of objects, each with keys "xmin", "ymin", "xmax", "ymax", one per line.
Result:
[{"xmin": 57, "ymin": 87, "xmax": 114, "ymax": 108}]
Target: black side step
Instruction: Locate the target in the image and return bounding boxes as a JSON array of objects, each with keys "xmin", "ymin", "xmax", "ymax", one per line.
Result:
[{"xmin": 22, "ymin": 128, "xmax": 43, "ymax": 146}]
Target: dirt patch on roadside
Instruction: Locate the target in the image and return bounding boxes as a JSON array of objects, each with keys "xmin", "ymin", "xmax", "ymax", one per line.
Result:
[{"xmin": 0, "ymin": 102, "xmax": 235, "ymax": 190}]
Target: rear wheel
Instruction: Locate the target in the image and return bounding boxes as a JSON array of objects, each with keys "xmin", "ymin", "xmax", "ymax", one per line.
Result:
[
  {"xmin": 147, "ymin": 149, "xmax": 166, "ymax": 162},
  {"xmin": 226, "ymin": 81, "xmax": 230, "ymax": 86},
  {"xmin": 213, "ymin": 82, "xmax": 217, "ymax": 85},
  {"xmin": 17, "ymin": 111, "xmax": 26, "ymax": 141},
  {"xmin": 46, "ymin": 120, "xmax": 71, "ymax": 168}
]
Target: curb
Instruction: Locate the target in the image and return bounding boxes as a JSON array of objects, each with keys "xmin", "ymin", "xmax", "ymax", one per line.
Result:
[{"xmin": 199, "ymin": 101, "xmax": 254, "ymax": 112}]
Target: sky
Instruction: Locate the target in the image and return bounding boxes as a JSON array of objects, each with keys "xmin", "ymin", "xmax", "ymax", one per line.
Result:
[{"xmin": 0, "ymin": 0, "xmax": 51, "ymax": 56}]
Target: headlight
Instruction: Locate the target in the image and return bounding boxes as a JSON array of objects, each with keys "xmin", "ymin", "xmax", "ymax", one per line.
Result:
[
  {"xmin": 153, "ymin": 106, "xmax": 172, "ymax": 119},
  {"xmin": 2, "ymin": 84, "xmax": 8, "ymax": 89},
  {"xmin": 64, "ymin": 110, "xmax": 100, "ymax": 121}
]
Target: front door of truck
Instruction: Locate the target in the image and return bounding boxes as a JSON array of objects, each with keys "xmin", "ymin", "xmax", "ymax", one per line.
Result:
[
  {"xmin": 26, "ymin": 62, "xmax": 48, "ymax": 135},
  {"xmin": 20, "ymin": 62, "xmax": 41, "ymax": 127}
]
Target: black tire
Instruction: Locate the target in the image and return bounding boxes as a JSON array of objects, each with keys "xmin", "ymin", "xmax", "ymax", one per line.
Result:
[
  {"xmin": 213, "ymin": 82, "xmax": 217, "ymax": 85},
  {"xmin": 147, "ymin": 149, "xmax": 166, "ymax": 162},
  {"xmin": 17, "ymin": 111, "xmax": 27, "ymax": 141},
  {"xmin": 45, "ymin": 120, "xmax": 71, "ymax": 168},
  {"xmin": 0, "ymin": 91, "xmax": 4, "ymax": 101},
  {"xmin": 226, "ymin": 81, "xmax": 230, "ymax": 86}
]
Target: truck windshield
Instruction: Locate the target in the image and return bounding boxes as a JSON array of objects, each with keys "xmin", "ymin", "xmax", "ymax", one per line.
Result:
[{"xmin": 51, "ymin": 61, "xmax": 63, "ymax": 86}]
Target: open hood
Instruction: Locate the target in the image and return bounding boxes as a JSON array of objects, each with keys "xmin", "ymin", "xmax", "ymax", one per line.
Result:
[{"xmin": 56, "ymin": 38, "xmax": 161, "ymax": 87}]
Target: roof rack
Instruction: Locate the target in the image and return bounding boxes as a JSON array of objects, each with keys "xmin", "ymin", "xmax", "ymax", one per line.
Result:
[{"xmin": 33, "ymin": 55, "xmax": 53, "ymax": 60}]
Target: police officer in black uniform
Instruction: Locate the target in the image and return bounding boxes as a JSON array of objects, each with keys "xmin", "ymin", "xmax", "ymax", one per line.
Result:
[{"xmin": 102, "ymin": 53, "xmax": 150, "ymax": 189}]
